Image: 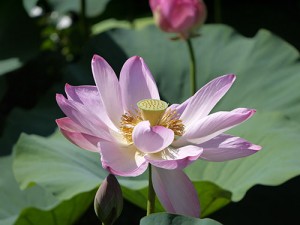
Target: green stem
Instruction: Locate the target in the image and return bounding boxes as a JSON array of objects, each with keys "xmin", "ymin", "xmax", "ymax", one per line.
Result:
[
  {"xmin": 80, "ymin": 0, "xmax": 89, "ymax": 41},
  {"xmin": 186, "ymin": 38, "xmax": 197, "ymax": 95},
  {"xmin": 214, "ymin": 0, "xmax": 222, "ymax": 23},
  {"xmin": 147, "ymin": 165, "xmax": 156, "ymax": 216}
]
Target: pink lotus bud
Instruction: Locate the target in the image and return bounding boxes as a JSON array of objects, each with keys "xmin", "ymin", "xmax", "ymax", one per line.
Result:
[
  {"xmin": 94, "ymin": 174, "xmax": 123, "ymax": 225},
  {"xmin": 149, "ymin": 0, "xmax": 207, "ymax": 39}
]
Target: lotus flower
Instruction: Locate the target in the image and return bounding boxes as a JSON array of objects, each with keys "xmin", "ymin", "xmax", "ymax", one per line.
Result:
[
  {"xmin": 56, "ymin": 55, "xmax": 262, "ymax": 218},
  {"xmin": 149, "ymin": 0, "xmax": 207, "ymax": 39}
]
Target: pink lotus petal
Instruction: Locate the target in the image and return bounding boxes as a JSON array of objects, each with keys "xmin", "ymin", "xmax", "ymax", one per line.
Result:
[
  {"xmin": 56, "ymin": 117, "xmax": 100, "ymax": 152},
  {"xmin": 92, "ymin": 55, "xmax": 124, "ymax": 126},
  {"xmin": 99, "ymin": 141, "xmax": 149, "ymax": 177},
  {"xmin": 169, "ymin": 2, "xmax": 199, "ymax": 33},
  {"xmin": 59, "ymin": 127, "xmax": 101, "ymax": 152},
  {"xmin": 133, "ymin": 121, "xmax": 174, "ymax": 153},
  {"xmin": 168, "ymin": 97, "xmax": 190, "ymax": 115},
  {"xmin": 56, "ymin": 117, "xmax": 89, "ymax": 133},
  {"xmin": 180, "ymin": 74, "xmax": 236, "ymax": 129},
  {"xmin": 119, "ymin": 56, "xmax": 160, "ymax": 111},
  {"xmin": 146, "ymin": 145, "xmax": 203, "ymax": 169},
  {"xmin": 199, "ymin": 134, "xmax": 262, "ymax": 161},
  {"xmin": 56, "ymin": 94, "xmax": 113, "ymax": 141},
  {"xmin": 152, "ymin": 167, "xmax": 200, "ymax": 217},
  {"xmin": 65, "ymin": 84, "xmax": 98, "ymax": 105},
  {"xmin": 65, "ymin": 84, "xmax": 116, "ymax": 130},
  {"xmin": 175, "ymin": 108, "xmax": 256, "ymax": 146}
]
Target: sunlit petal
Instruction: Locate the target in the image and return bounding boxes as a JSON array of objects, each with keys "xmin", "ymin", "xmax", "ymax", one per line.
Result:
[
  {"xmin": 64, "ymin": 84, "xmax": 116, "ymax": 130},
  {"xmin": 133, "ymin": 121, "xmax": 174, "ymax": 153},
  {"xmin": 146, "ymin": 145, "xmax": 202, "ymax": 169},
  {"xmin": 180, "ymin": 74, "xmax": 236, "ymax": 129},
  {"xmin": 152, "ymin": 167, "xmax": 200, "ymax": 217},
  {"xmin": 56, "ymin": 94, "xmax": 113, "ymax": 140},
  {"xmin": 99, "ymin": 141, "xmax": 148, "ymax": 177},
  {"xmin": 199, "ymin": 134, "xmax": 262, "ymax": 161},
  {"xmin": 174, "ymin": 108, "xmax": 255, "ymax": 146},
  {"xmin": 119, "ymin": 56, "xmax": 160, "ymax": 111},
  {"xmin": 92, "ymin": 55, "xmax": 124, "ymax": 126}
]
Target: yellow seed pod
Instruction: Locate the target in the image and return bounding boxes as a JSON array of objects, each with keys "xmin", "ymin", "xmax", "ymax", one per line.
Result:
[{"xmin": 137, "ymin": 99, "xmax": 168, "ymax": 126}]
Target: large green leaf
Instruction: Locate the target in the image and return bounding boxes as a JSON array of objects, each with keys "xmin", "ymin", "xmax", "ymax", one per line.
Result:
[
  {"xmin": 0, "ymin": 155, "xmax": 94, "ymax": 225},
  {"xmin": 13, "ymin": 132, "xmax": 104, "ymax": 199},
  {"xmin": 13, "ymin": 23, "xmax": 300, "ymax": 218},
  {"xmin": 140, "ymin": 213, "xmax": 222, "ymax": 225},
  {"xmin": 0, "ymin": 156, "xmax": 54, "ymax": 224},
  {"xmin": 13, "ymin": 130, "xmax": 231, "ymax": 217}
]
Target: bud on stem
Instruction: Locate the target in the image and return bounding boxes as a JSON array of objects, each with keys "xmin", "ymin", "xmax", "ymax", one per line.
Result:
[
  {"xmin": 149, "ymin": 0, "xmax": 207, "ymax": 39},
  {"xmin": 94, "ymin": 174, "xmax": 123, "ymax": 225}
]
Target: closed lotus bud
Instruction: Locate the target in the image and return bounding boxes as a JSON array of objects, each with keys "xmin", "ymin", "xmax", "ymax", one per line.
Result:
[
  {"xmin": 149, "ymin": 0, "xmax": 207, "ymax": 39},
  {"xmin": 94, "ymin": 174, "xmax": 123, "ymax": 225}
]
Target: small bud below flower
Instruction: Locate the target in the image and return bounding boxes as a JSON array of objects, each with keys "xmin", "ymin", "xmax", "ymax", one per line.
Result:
[
  {"xmin": 149, "ymin": 0, "xmax": 207, "ymax": 39},
  {"xmin": 94, "ymin": 174, "xmax": 123, "ymax": 225}
]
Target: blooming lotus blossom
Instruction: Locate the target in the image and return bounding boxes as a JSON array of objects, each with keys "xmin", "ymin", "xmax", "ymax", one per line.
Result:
[
  {"xmin": 149, "ymin": 0, "xmax": 207, "ymax": 39},
  {"xmin": 56, "ymin": 55, "xmax": 262, "ymax": 218}
]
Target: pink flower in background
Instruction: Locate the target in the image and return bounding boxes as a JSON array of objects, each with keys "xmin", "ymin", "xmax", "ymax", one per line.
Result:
[
  {"xmin": 56, "ymin": 55, "xmax": 261, "ymax": 218},
  {"xmin": 149, "ymin": 0, "xmax": 207, "ymax": 39}
]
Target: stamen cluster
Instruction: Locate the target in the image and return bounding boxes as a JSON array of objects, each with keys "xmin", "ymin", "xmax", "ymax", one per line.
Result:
[{"xmin": 120, "ymin": 108, "xmax": 184, "ymax": 144}]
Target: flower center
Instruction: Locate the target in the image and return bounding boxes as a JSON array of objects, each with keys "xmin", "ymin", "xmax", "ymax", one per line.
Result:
[
  {"xmin": 120, "ymin": 99, "xmax": 184, "ymax": 144},
  {"xmin": 137, "ymin": 99, "xmax": 168, "ymax": 126}
]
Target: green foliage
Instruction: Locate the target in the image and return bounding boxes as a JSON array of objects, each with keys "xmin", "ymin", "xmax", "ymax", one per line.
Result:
[
  {"xmin": 195, "ymin": 182, "xmax": 231, "ymax": 217},
  {"xmin": 0, "ymin": 156, "xmax": 94, "ymax": 225},
  {"xmin": 140, "ymin": 213, "xmax": 222, "ymax": 225},
  {"xmin": 13, "ymin": 132, "xmax": 104, "ymax": 199}
]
